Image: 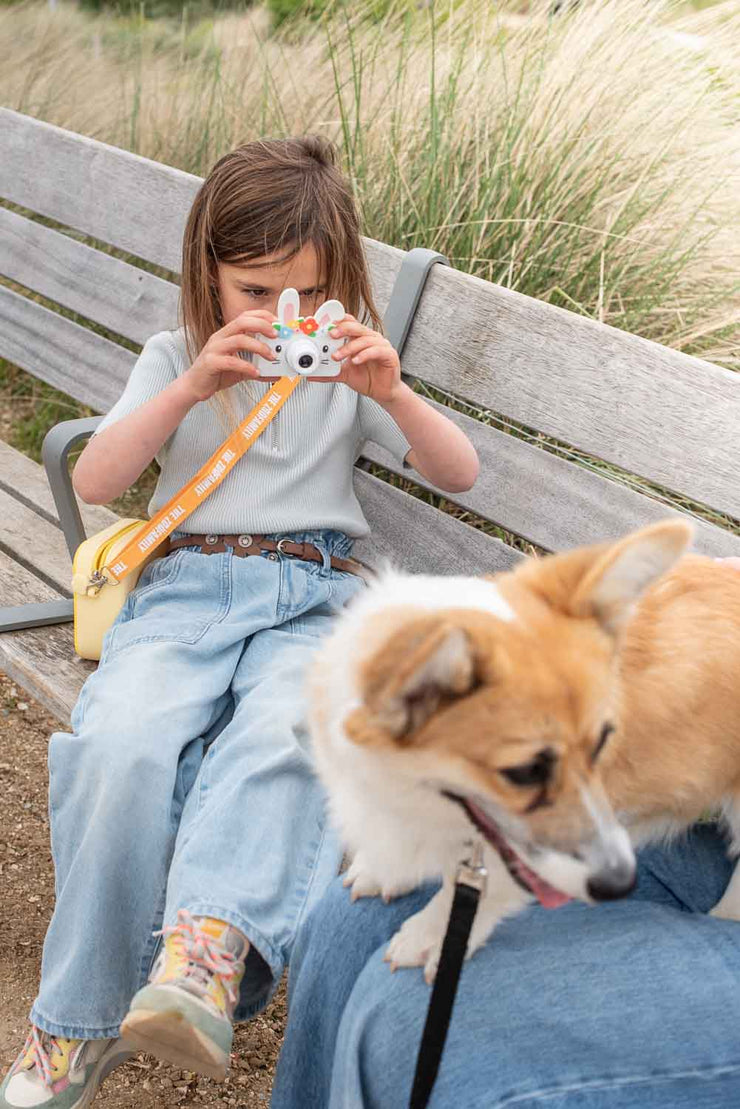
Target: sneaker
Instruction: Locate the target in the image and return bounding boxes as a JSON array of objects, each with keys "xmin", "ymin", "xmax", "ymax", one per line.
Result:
[
  {"xmin": 120, "ymin": 910, "xmax": 247, "ymax": 1080},
  {"xmin": 1, "ymin": 1028, "xmax": 131, "ymax": 1108}
]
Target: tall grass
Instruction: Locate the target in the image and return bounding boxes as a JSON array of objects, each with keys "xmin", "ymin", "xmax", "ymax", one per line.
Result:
[{"xmin": 1, "ymin": 0, "xmax": 738, "ymax": 364}]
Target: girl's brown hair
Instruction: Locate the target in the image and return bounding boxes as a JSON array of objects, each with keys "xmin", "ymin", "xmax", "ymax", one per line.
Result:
[{"xmin": 180, "ymin": 136, "xmax": 381, "ymax": 363}]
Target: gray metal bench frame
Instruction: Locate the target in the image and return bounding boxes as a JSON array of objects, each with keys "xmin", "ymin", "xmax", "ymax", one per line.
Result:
[{"xmin": 0, "ymin": 247, "xmax": 447, "ymax": 634}]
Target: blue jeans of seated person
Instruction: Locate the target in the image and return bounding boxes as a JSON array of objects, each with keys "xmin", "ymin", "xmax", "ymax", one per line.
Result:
[
  {"xmin": 271, "ymin": 825, "xmax": 740, "ymax": 1108},
  {"xmin": 31, "ymin": 530, "xmax": 362, "ymax": 1040}
]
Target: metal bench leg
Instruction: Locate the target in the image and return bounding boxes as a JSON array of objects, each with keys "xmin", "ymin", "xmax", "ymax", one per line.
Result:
[{"xmin": 0, "ymin": 416, "xmax": 102, "ymax": 634}]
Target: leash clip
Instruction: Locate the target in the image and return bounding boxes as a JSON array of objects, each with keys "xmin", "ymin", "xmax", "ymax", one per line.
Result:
[{"xmin": 456, "ymin": 839, "xmax": 488, "ymax": 894}]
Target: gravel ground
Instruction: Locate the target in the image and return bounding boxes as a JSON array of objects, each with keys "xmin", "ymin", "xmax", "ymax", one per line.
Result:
[{"xmin": 0, "ymin": 672, "xmax": 285, "ymax": 1106}]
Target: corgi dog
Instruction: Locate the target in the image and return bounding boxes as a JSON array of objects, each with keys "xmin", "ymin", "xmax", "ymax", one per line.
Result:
[{"xmin": 309, "ymin": 520, "xmax": 740, "ymax": 980}]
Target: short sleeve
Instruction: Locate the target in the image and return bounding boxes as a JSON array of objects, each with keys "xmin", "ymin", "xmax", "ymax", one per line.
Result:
[
  {"xmin": 357, "ymin": 394, "xmax": 411, "ymax": 469},
  {"xmin": 93, "ymin": 331, "xmax": 183, "ymax": 437}
]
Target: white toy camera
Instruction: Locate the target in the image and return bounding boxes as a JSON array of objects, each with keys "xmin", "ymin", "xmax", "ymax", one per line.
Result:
[{"xmin": 249, "ymin": 288, "xmax": 346, "ymax": 378}]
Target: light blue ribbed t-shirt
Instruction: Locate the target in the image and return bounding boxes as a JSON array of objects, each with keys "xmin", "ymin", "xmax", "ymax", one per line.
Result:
[{"xmin": 95, "ymin": 329, "xmax": 411, "ymax": 539}]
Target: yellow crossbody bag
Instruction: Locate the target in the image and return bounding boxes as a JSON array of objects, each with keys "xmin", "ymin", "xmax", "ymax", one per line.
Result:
[
  {"xmin": 71, "ymin": 520, "xmax": 167, "ymax": 660},
  {"xmin": 71, "ymin": 375, "xmax": 302, "ymax": 661}
]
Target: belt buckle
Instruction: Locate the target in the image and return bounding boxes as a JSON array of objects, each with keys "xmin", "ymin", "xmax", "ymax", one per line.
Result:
[{"xmin": 276, "ymin": 538, "xmax": 291, "ymax": 557}]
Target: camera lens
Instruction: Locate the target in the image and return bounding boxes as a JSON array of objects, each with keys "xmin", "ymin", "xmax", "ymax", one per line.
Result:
[{"xmin": 288, "ymin": 337, "xmax": 320, "ymax": 375}]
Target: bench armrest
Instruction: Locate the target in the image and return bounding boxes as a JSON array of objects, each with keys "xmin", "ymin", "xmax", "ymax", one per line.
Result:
[
  {"xmin": 42, "ymin": 416, "xmax": 102, "ymax": 560},
  {"xmin": 0, "ymin": 418, "xmax": 99, "ymax": 635},
  {"xmin": 384, "ymin": 248, "xmax": 448, "ymax": 382}
]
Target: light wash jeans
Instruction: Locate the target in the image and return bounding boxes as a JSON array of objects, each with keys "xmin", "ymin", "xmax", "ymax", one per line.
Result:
[
  {"xmin": 31, "ymin": 530, "xmax": 362, "ymax": 1040},
  {"xmin": 271, "ymin": 825, "xmax": 740, "ymax": 1108}
]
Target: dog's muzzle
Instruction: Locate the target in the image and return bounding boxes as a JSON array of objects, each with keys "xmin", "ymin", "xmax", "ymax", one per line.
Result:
[{"xmin": 586, "ymin": 858, "xmax": 637, "ymax": 901}]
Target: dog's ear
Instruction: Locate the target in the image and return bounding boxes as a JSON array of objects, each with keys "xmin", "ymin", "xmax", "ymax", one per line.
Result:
[
  {"xmin": 570, "ymin": 520, "xmax": 692, "ymax": 634},
  {"xmin": 515, "ymin": 520, "xmax": 692, "ymax": 636},
  {"xmin": 344, "ymin": 615, "xmax": 479, "ymax": 746}
]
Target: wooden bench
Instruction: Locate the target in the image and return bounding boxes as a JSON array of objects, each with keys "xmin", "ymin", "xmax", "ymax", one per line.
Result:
[{"xmin": 2, "ymin": 107, "xmax": 740, "ymax": 725}]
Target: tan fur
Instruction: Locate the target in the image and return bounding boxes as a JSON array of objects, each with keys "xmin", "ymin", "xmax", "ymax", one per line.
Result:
[
  {"xmin": 602, "ymin": 553, "xmax": 740, "ymax": 821},
  {"xmin": 346, "ymin": 521, "xmax": 740, "ymax": 845}
]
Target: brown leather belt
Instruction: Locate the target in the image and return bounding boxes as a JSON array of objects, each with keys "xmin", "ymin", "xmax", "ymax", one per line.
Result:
[{"xmin": 167, "ymin": 533, "xmax": 367, "ymax": 577}]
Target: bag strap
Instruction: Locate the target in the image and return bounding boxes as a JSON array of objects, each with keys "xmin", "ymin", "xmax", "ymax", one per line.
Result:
[
  {"xmin": 100, "ymin": 376, "xmax": 301, "ymax": 585},
  {"xmin": 409, "ymin": 843, "xmax": 487, "ymax": 1109}
]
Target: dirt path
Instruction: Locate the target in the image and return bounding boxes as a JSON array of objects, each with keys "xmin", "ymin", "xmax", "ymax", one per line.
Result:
[{"xmin": 0, "ymin": 672, "xmax": 285, "ymax": 1106}]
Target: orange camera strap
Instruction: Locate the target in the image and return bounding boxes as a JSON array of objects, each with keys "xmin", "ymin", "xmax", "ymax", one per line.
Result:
[{"xmin": 104, "ymin": 375, "xmax": 302, "ymax": 584}]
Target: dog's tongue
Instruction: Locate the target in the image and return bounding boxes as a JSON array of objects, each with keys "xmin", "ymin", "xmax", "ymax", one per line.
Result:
[
  {"xmin": 464, "ymin": 798, "xmax": 571, "ymax": 909},
  {"xmin": 510, "ymin": 855, "xmax": 571, "ymax": 909}
]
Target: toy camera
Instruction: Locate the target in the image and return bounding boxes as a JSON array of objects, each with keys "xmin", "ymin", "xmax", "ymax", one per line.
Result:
[{"xmin": 248, "ymin": 288, "xmax": 346, "ymax": 378}]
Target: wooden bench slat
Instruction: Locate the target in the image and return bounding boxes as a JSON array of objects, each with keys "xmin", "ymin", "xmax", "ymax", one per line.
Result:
[
  {"xmin": 0, "ymin": 286, "xmax": 136, "ymax": 411},
  {"xmin": 365, "ymin": 241, "xmax": 740, "ymax": 520},
  {"xmin": 1, "ymin": 108, "xmax": 199, "ymax": 273},
  {"xmin": 0, "ymin": 485, "xmax": 100, "ymax": 596},
  {"xmin": 0, "ymin": 440, "xmax": 117, "ymax": 535},
  {"xmin": 0, "ymin": 552, "xmax": 91, "ymax": 721},
  {"xmin": 353, "ymin": 470, "xmax": 522, "ymax": 575},
  {"xmin": 0, "ymin": 207, "xmax": 180, "ymax": 345},
  {"xmin": 362, "ymin": 401, "xmax": 740, "ymax": 558}
]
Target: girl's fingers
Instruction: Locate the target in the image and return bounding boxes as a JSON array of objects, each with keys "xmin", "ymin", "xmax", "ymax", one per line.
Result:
[
  {"xmin": 348, "ymin": 345, "xmax": 395, "ymax": 366},
  {"xmin": 331, "ymin": 317, "xmax": 369, "ymax": 340},
  {"xmin": 218, "ymin": 356, "xmax": 261, "ymax": 378},
  {"xmin": 219, "ymin": 312, "xmax": 277, "ymax": 339},
  {"xmin": 219, "ymin": 333, "xmax": 275, "ymax": 362},
  {"xmin": 232, "ymin": 308, "xmax": 276, "ymax": 323},
  {"xmin": 333, "ymin": 335, "xmax": 392, "ymax": 362}
]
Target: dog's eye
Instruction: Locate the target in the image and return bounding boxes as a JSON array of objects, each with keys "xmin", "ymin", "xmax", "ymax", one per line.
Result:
[
  {"xmin": 500, "ymin": 749, "xmax": 555, "ymax": 788},
  {"xmin": 592, "ymin": 723, "xmax": 614, "ymax": 762}
]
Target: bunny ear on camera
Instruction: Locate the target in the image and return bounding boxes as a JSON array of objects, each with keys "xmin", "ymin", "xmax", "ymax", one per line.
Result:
[
  {"xmin": 278, "ymin": 288, "xmax": 301, "ymax": 327},
  {"xmin": 315, "ymin": 299, "xmax": 345, "ymax": 330}
]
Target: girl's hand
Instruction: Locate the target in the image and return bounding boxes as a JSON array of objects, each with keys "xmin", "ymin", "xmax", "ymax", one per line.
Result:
[
  {"xmin": 322, "ymin": 316, "xmax": 403, "ymax": 405},
  {"xmin": 180, "ymin": 311, "xmax": 277, "ymax": 403}
]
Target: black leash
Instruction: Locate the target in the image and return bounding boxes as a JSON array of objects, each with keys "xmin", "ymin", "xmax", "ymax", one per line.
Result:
[{"xmin": 409, "ymin": 842, "xmax": 487, "ymax": 1109}]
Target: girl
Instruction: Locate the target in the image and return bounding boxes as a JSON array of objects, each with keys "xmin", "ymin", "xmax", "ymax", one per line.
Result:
[{"xmin": 0, "ymin": 135, "xmax": 478, "ymax": 1109}]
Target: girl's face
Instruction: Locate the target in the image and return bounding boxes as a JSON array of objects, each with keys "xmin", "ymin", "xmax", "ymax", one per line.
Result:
[{"xmin": 216, "ymin": 242, "xmax": 327, "ymax": 326}]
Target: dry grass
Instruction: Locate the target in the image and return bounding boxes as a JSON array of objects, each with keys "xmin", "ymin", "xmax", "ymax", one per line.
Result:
[{"xmin": 1, "ymin": 0, "xmax": 739, "ymax": 363}]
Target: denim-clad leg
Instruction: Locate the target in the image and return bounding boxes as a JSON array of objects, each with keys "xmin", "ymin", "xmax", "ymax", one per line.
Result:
[
  {"xmin": 271, "ymin": 825, "xmax": 740, "ymax": 1109},
  {"xmin": 166, "ymin": 578, "xmax": 361, "ymax": 1019},
  {"xmin": 32, "ymin": 530, "xmax": 360, "ymax": 1040}
]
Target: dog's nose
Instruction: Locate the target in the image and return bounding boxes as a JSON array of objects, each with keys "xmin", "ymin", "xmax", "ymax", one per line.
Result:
[{"xmin": 587, "ymin": 864, "xmax": 637, "ymax": 902}]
